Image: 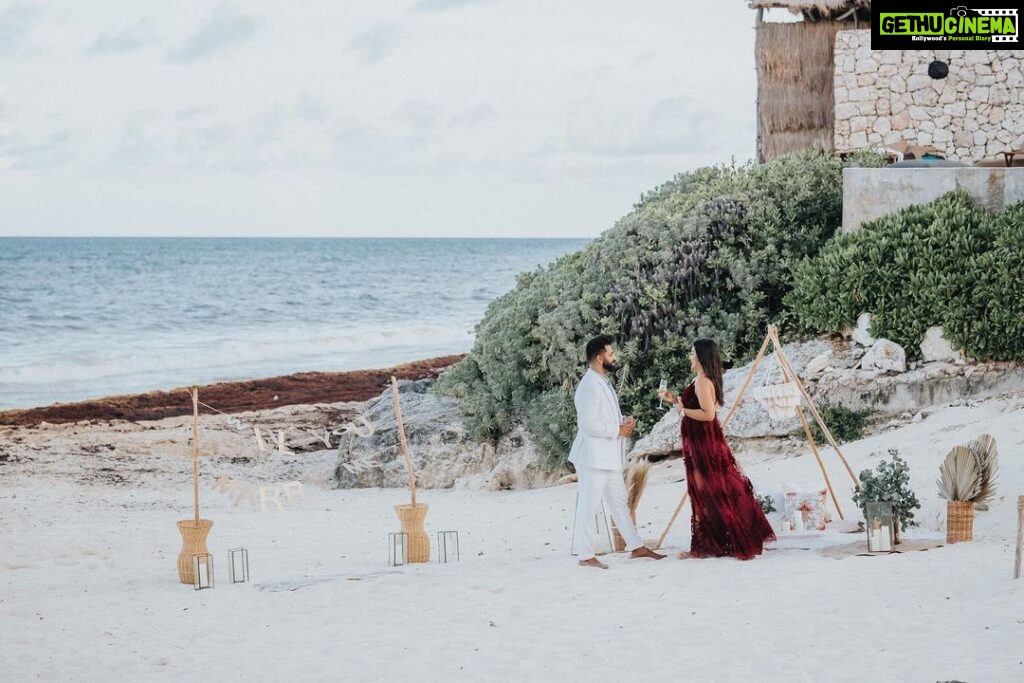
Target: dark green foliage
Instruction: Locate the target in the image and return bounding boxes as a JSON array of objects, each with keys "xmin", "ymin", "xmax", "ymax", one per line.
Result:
[
  {"xmin": 851, "ymin": 449, "xmax": 921, "ymax": 533},
  {"xmin": 944, "ymin": 201, "xmax": 1024, "ymax": 360},
  {"xmin": 809, "ymin": 404, "xmax": 868, "ymax": 444},
  {"xmin": 437, "ymin": 152, "xmax": 852, "ymax": 468},
  {"xmin": 755, "ymin": 493, "xmax": 777, "ymax": 515},
  {"xmin": 789, "ymin": 191, "xmax": 1024, "ymax": 361}
]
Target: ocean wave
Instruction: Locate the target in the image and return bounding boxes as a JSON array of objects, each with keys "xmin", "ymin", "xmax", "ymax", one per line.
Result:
[{"xmin": 0, "ymin": 323, "xmax": 473, "ymax": 392}]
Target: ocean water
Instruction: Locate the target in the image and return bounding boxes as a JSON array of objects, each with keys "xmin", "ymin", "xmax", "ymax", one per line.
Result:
[{"xmin": 0, "ymin": 238, "xmax": 587, "ymax": 410}]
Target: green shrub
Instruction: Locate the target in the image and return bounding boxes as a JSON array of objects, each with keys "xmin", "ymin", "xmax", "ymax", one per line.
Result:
[
  {"xmin": 809, "ymin": 404, "xmax": 868, "ymax": 444},
  {"xmin": 787, "ymin": 190, "xmax": 1024, "ymax": 361},
  {"xmin": 944, "ymin": 200, "xmax": 1024, "ymax": 361},
  {"xmin": 755, "ymin": 493, "xmax": 777, "ymax": 515},
  {"xmin": 851, "ymin": 449, "xmax": 921, "ymax": 541},
  {"xmin": 437, "ymin": 151, "xmax": 851, "ymax": 468}
]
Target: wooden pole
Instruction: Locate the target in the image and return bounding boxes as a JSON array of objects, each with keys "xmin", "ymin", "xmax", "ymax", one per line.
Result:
[
  {"xmin": 722, "ymin": 331, "xmax": 772, "ymax": 427},
  {"xmin": 656, "ymin": 492, "xmax": 689, "ymax": 549},
  {"xmin": 768, "ymin": 329, "xmax": 859, "ymax": 488},
  {"xmin": 391, "ymin": 377, "xmax": 417, "ymax": 508},
  {"xmin": 1015, "ymin": 495, "xmax": 1024, "ymax": 580},
  {"xmin": 191, "ymin": 387, "xmax": 201, "ymax": 524}
]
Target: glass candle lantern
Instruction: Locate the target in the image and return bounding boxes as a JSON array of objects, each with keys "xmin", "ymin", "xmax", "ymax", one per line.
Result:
[
  {"xmin": 388, "ymin": 532, "xmax": 408, "ymax": 567},
  {"xmin": 866, "ymin": 501, "xmax": 895, "ymax": 552},
  {"xmin": 193, "ymin": 553, "xmax": 214, "ymax": 590},
  {"xmin": 228, "ymin": 548, "xmax": 249, "ymax": 584},
  {"xmin": 437, "ymin": 530, "xmax": 460, "ymax": 563}
]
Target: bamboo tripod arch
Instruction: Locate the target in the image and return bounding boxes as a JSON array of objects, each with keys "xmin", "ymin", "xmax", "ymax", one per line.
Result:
[{"xmin": 655, "ymin": 325, "xmax": 861, "ymax": 549}]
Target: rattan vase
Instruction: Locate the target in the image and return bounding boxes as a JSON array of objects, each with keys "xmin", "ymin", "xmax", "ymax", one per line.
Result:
[
  {"xmin": 177, "ymin": 519, "xmax": 213, "ymax": 584},
  {"xmin": 394, "ymin": 504, "xmax": 430, "ymax": 563},
  {"xmin": 946, "ymin": 501, "xmax": 974, "ymax": 543}
]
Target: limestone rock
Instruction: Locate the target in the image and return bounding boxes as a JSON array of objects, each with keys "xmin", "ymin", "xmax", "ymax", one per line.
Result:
[
  {"xmin": 852, "ymin": 312, "xmax": 876, "ymax": 347},
  {"xmin": 920, "ymin": 326, "xmax": 966, "ymax": 364},
  {"xmin": 861, "ymin": 339, "xmax": 907, "ymax": 373},
  {"xmin": 333, "ymin": 379, "xmax": 550, "ymax": 490},
  {"xmin": 805, "ymin": 351, "xmax": 834, "ymax": 376}
]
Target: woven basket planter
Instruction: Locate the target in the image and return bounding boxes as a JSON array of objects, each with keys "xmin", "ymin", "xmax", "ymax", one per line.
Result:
[
  {"xmin": 176, "ymin": 519, "xmax": 213, "ymax": 584},
  {"xmin": 946, "ymin": 501, "xmax": 975, "ymax": 543},
  {"xmin": 394, "ymin": 504, "xmax": 430, "ymax": 563}
]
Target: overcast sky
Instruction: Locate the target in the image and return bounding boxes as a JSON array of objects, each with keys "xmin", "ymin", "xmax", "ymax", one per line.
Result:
[{"xmin": 0, "ymin": 1, "xmax": 769, "ymax": 238}]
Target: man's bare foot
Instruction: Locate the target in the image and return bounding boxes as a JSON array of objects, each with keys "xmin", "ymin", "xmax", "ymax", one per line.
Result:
[
  {"xmin": 578, "ymin": 557, "xmax": 609, "ymax": 569},
  {"xmin": 676, "ymin": 550, "xmax": 694, "ymax": 560},
  {"xmin": 630, "ymin": 546, "xmax": 666, "ymax": 560}
]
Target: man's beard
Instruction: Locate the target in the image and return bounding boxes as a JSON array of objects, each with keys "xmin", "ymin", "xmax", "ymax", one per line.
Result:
[{"xmin": 603, "ymin": 361, "xmax": 620, "ymax": 373}]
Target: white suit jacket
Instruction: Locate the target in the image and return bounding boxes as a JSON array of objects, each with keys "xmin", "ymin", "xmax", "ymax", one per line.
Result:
[{"xmin": 568, "ymin": 368, "xmax": 624, "ymax": 471}]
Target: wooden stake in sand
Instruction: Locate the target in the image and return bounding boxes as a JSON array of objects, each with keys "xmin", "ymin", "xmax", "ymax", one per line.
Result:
[
  {"xmin": 1015, "ymin": 495, "xmax": 1024, "ymax": 580},
  {"xmin": 177, "ymin": 387, "xmax": 212, "ymax": 584},
  {"xmin": 390, "ymin": 376, "xmax": 430, "ymax": 563},
  {"xmin": 191, "ymin": 387, "xmax": 201, "ymax": 523},
  {"xmin": 390, "ymin": 376, "xmax": 417, "ymax": 507}
]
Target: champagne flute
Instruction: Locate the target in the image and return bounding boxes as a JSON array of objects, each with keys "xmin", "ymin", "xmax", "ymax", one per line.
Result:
[{"xmin": 658, "ymin": 378, "xmax": 668, "ymax": 408}]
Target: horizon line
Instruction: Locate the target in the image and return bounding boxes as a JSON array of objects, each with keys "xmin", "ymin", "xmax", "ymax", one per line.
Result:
[{"xmin": 0, "ymin": 234, "xmax": 593, "ymax": 240}]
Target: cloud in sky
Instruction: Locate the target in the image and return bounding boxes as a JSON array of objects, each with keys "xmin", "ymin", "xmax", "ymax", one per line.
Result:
[
  {"xmin": 166, "ymin": 3, "xmax": 263, "ymax": 63},
  {"xmin": 348, "ymin": 22, "xmax": 401, "ymax": 65},
  {"xmin": 87, "ymin": 17, "xmax": 158, "ymax": 55},
  {"xmin": 0, "ymin": 2, "xmax": 43, "ymax": 58},
  {"xmin": 0, "ymin": 1, "xmax": 758, "ymax": 238},
  {"xmin": 409, "ymin": 0, "xmax": 495, "ymax": 14}
]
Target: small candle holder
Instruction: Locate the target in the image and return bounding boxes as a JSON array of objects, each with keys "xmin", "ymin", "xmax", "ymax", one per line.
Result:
[
  {"xmin": 228, "ymin": 548, "xmax": 249, "ymax": 584},
  {"xmin": 866, "ymin": 501, "xmax": 895, "ymax": 553},
  {"xmin": 193, "ymin": 554, "xmax": 214, "ymax": 591},
  {"xmin": 388, "ymin": 532, "xmax": 408, "ymax": 567},
  {"xmin": 437, "ymin": 530, "xmax": 460, "ymax": 563}
]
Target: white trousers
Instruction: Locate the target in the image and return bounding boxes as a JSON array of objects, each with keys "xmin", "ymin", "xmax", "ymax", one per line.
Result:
[{"xmin": 574, "ymin": 465, "xmax": 643, "ymax": 560}]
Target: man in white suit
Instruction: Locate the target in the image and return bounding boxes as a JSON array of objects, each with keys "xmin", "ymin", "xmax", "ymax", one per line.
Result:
[{"xmin": 570, "ymin": 335, "xmax": 665, "ymax": 568}]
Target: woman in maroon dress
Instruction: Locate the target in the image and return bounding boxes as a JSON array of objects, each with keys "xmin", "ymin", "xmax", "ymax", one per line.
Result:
[{"xmin": 659, "ymin": 339, "xmax": 776, "ymax": 560}]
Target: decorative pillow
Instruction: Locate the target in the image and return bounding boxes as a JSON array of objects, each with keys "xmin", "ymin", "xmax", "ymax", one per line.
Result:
[{"xmin": 784, "ymin": 490, "xmax": 828, "ymax": 531}]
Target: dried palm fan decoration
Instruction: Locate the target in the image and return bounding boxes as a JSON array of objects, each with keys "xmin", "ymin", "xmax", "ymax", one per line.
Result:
[
  {"xmin": 626, "ymin": 459, "xmax": 652, "ymax": 519},
  {"xmin": 938, "ymin": 434, "xmax": 998, "ymax": 544},
  {"xmin": 937, "ymin": 446, "xmax": 982, "ymax": 502},
  {"xmin": 611, "ymin": 459, "xmax": 652, "ymax": 551},
  {"xmin": 937, "ymin": 435, "xmax": 999, "ymax": 504},
  {"xmin": 966, "ymin": 433, "xmax": 998, "ymax": 508}
]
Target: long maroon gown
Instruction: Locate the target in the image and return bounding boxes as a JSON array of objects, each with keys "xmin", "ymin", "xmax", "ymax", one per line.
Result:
[{"xmin": 680, "ymin": 382, "xmax": 776, "ymax": 560}]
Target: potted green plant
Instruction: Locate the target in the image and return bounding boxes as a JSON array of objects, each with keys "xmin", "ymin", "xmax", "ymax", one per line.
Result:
[{"xmin": 851, "ymin": 449, "xmax": 921, "ymax": 544}]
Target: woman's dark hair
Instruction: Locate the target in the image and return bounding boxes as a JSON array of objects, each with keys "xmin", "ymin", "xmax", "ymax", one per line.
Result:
[
  {"xmin": 585, "ymin": 335, "xmax": 614, "ymax": 362},
  {"xmin": 693, "ymin": 338, "xmax": 724, "ymax": 406}
]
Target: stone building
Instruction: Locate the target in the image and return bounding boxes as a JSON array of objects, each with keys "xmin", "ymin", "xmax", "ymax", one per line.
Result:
[
  {"xmin": 752, "ymin": 0, "xmax": 1024, "ymax": 163},
  {"xmin": 833, "ymin": 32, "xmax": 1023, "ymax": 161}
]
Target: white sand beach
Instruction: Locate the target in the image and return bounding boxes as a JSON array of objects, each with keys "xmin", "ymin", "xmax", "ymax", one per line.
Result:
[{"xmin": 2, "ymin": 392, "xmax": 1022, "ymax": 683}]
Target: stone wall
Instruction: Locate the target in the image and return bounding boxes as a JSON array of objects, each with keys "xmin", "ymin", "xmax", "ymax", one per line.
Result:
[
  {"xmin": 842, "ymin": 167, "xmax": 1024, "ymax": 232},
  {"xmin": 833, "ymin": 30, "xmax": 1024, "ymax": 162}
]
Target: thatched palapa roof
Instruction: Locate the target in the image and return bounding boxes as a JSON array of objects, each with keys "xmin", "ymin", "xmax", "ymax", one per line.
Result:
[
  {"xmin": 749, "ymin": 0, "xmax": 871, "ymax": 21},
  {"xmin": 755, "ymin": 20, "xmax": 844, "ymax": 160},
  {"xmin": 748, "ymin": 0, "xmax": 869, "ymax": 11}
]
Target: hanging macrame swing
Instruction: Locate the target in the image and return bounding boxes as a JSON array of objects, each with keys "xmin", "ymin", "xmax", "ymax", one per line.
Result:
[{"xmin": 749, "ymin": 352, "xmax": 801, "ymax": 420}]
